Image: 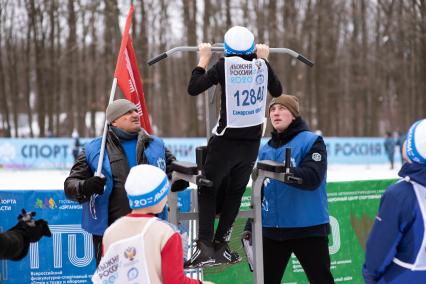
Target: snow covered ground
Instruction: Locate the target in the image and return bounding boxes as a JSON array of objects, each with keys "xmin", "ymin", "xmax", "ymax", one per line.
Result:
[
  {"xmin": 327, "ymin": 163, "xmax": 400, "ymax": 182},
  {"xmin": 0, "ymin": 163, "xmax": 401, "ymax": 190},
  {"xmin": 0, "ymin": 169, "xmax": 71, "ymax": 190}
]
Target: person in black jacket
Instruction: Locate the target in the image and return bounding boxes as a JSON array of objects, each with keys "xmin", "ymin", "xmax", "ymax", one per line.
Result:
[
  {"xmin": 185, "ymin": 26, "xmax": 283, "ymax": 268},
  {"xmin": 64, "ymin": 99, "xmax": 187, "ymax": 266},
  {"xmin": 0, "ymin": 210, "xmax": 51, "ymax": 260},
  {"xmin": 244, "ymin": 95, "xmax": 334, "ymax": 284}
]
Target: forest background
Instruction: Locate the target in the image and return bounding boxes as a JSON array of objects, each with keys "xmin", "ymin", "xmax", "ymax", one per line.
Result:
[{"xmin": 0, "ymin": 0, "xmax": 425, "ymax": 138}]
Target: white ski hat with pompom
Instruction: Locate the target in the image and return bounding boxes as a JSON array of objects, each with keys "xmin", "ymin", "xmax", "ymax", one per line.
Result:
[
  {"xmin": 406, "ymin": 118, "xmax": 426, "ymax": 165},
  {"xmin": 125, "ymin": 164, "xmax": 169, "ymax": 209},
  {"xmin": 224, "ymin": 26, "xmax": 255, "ymax": 56}
]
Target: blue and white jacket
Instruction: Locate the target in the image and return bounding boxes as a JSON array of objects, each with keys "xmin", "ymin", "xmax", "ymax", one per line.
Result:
[
  {"xmin": 64, "ymin": 129, "xmax": 174, "ymax": 236},
  {"xmin": 83, "ymin": 135, "xmax": 166, "ymax": 235},
  {"xmin": 255, "ymin": 117, "xmax": 329, "ymax": 240},
  {"xmin": 363, "ymin": 162, "xmax": 426, "ymax": 283}
]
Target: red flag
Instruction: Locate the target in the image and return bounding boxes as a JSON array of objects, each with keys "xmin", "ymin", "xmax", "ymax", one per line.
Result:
[{"xmin": 114, "ymin": 5, "xmax": 153, "ymax": 133}]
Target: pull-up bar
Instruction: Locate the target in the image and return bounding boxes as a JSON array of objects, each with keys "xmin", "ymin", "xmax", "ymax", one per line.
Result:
[{"xmin": 148, "ymin": 46, "xmax": 314, "ymax": 67}]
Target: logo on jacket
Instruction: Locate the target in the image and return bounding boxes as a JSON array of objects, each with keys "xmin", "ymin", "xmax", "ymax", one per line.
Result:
[
  {"xmin": 312, "ymin": 153, "xmax": 322, "ymax": 162},
  {"xmin": 157, "ymin": 158, "xmax": 166, "ymax": 171},
  {"xmin": 124, "ymin": 247, "xmax": 137, "ymax": 261}
]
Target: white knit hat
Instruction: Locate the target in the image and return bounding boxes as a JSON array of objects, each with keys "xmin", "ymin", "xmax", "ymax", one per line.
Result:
[
  {"xmin": 125, "ymin": 165, "xmax": 169, "ymax": 209},
  {"xmin": 224, "ymin": 26, "xmax": 255, "ymax": 56},
  {"xmin": 406, "ymin": 118, "xmax": 426, "ymax": 165}
]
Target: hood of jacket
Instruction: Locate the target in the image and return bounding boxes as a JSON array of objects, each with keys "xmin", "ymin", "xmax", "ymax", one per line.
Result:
[{"xmin": 398, "ymin": 162, "xmax": 426, "ymax": 186}]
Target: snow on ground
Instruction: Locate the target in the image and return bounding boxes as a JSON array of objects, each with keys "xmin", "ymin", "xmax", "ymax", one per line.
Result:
[
  {"xmin": 327, "ymin": 163, "xmax": 400, "ymax": 182},
  {"xmin": 0, "ymin": 163, "xmax": 401, "ymax": 190},
  {"xmin": 0, "ymin": 169, "xmax": 70, "ymax": 190}
]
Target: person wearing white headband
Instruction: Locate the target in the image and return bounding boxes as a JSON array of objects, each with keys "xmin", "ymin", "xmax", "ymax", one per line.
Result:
[
  {"xmin": 363, "ymin": 119, "xmax": 426, "ymax": 283},
  {"xmin": 93, "ymin": 165, "xmax": 214, "ymax": 284},
  {"xmin": 186, "ymin": 26, "xmax": 283, "ymax": 268}
]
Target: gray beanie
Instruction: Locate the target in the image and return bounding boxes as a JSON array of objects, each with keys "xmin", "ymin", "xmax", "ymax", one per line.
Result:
[{"xmin": 106, "ymin": 99, "xmax": 138, "ymax": 123}]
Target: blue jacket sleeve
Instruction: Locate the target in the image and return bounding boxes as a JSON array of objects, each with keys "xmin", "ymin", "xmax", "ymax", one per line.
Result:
[
  {"xmin": 291, "ymin": 137, "xmax": 327, "ymax": 190},
  {"xmin": 362, "ymin": 186, "xmax": 411, "ymax": 283}
]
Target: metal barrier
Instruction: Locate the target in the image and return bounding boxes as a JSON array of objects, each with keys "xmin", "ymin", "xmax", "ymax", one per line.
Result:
[{"xmin": 169, "ymin": 148, "xmax": 301, "ymax": 284}]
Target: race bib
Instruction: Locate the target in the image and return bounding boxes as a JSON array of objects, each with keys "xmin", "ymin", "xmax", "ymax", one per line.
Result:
[
  {"xmin": 92, "ymin": 218, "xmax": 157, "ymax": 283},
  {"xmin": 224, "ymin": 56, "xmax": 268, "ymax": 129}
]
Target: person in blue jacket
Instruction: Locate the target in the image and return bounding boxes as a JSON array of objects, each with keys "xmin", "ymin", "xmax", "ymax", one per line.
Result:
[
  {"xmin": 363, "ymin": 118, "xmax": 426, "ymax": 283},
  {"xmin": 384, "ymin": 131, "xmax": 396, "ymax": 169},
  {"xmin": 245, "ymin": 94, "xmax": 334, "ymax": 284},
  {"xmin": 64, "ymin": 99, "xmax": 187, "ymax": 266}
]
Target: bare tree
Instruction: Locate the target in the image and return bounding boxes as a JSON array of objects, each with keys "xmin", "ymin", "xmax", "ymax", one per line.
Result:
[
  {"xmin": 0, "ymin": 1, "xmax": 12, "ymax": 136},
  {"xmin": 0, "ymin": 0, "xmax": 425, "ymax": 137}
]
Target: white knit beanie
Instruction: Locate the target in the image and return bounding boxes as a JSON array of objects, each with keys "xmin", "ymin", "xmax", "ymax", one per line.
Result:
[
  {"xmin": 125, "ymin": 165, "xmax": 169, "ymax": 209},
  {"xmin": 224, "ymin": 26, "xmax": 255, "ymax": 56},
  {"xmin": 406, "ymin": 118, "xmax": 426, "ymax": 164}
]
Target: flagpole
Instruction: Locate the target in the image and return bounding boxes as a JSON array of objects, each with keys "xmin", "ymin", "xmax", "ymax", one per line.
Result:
[
  {"xmin": 94, "ymin": 4, "xmax": 133, "ymax": 176},
  {"xmin": 95, "ymin": 77, "xmax": 117, "ymax": 176}
]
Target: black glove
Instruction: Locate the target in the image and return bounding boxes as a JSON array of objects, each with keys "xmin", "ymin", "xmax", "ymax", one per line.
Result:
[
  {"xmin": 12, "ymin": 210, "xmax": 52, "ymax": 243},
  {"xmin": 171, "ymin": 179, "xmax": 190, "ymax": 192},
  {"xmin": 82, "ymin": 176, "xmax": 106, "ymax": 196}
]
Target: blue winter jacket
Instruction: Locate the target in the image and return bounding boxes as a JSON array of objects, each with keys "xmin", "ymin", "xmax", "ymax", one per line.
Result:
[
  {"xmin": 260, "ymin": 131, "xmax": 329, "ymax": 228},
  {"xmin": 363, "ymin": 162, "xmax": 426, "ymax": 283},
  {"xmin": 82, "ymin": 135, "xmax": 166, "ymax": 235}
]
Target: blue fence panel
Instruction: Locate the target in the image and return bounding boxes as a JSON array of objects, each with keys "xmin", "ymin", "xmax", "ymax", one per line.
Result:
[
  {"xmin": 0, "ymin": 190, "xmax": 95, "ymax": 283},
  {"xmin": 0, "ymin": 189, "xmax": 192, "ymax": 283},
  {"xmin": 0, "ymin": 137, "xmax": 402, "ymax": 169},
  {"xmin": 324, "ymin": 137, "xmax": 401, "ymax": 164}
]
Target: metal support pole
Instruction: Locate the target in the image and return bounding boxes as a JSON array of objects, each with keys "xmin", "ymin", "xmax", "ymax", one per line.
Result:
[{"xmin": 251, "ymin": 175, "xmax": 265, "ymax": 284}]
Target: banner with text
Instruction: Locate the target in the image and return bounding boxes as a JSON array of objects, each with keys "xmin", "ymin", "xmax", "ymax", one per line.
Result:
[
  {"xmin": 0, "ymin": 189, "xmax": 191, "ymax": 284},
  {"xmin": 0, "ymin": 137, "xmax": 401, "ymax": 170}
]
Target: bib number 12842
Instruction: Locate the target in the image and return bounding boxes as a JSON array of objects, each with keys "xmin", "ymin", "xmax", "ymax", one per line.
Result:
[{"xmin": 233, "ymin": 86, "xmax": 265, "ymax": 106}]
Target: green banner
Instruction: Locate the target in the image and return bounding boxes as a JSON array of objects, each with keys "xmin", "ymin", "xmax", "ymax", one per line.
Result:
[{"xmin": 204, "ymin": 179, "xmax": 396, "ymax": 283}]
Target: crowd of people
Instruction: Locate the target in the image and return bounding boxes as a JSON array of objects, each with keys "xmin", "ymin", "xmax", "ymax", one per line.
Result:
[{"xmin": 1, "ymin": 25, "xmax": 425, "ymax": 284}]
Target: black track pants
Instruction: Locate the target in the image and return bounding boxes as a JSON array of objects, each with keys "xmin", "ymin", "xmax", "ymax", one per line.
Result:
[
  {"xmin": 197, "ymin": 135, "xmax": 260, "ymax": 242},
  {"xmin": 263, "ymin": 236, "xmax": 334, "ymax": 284}
]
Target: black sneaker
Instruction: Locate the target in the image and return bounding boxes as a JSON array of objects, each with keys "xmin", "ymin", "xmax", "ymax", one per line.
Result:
[
  {"xmin": 184, "ymin": 239, "xmax": 216, "ymax": 268},
  {"xmin": 214, "ymin": 241, "xmax": 242, "ymax": 265}
]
